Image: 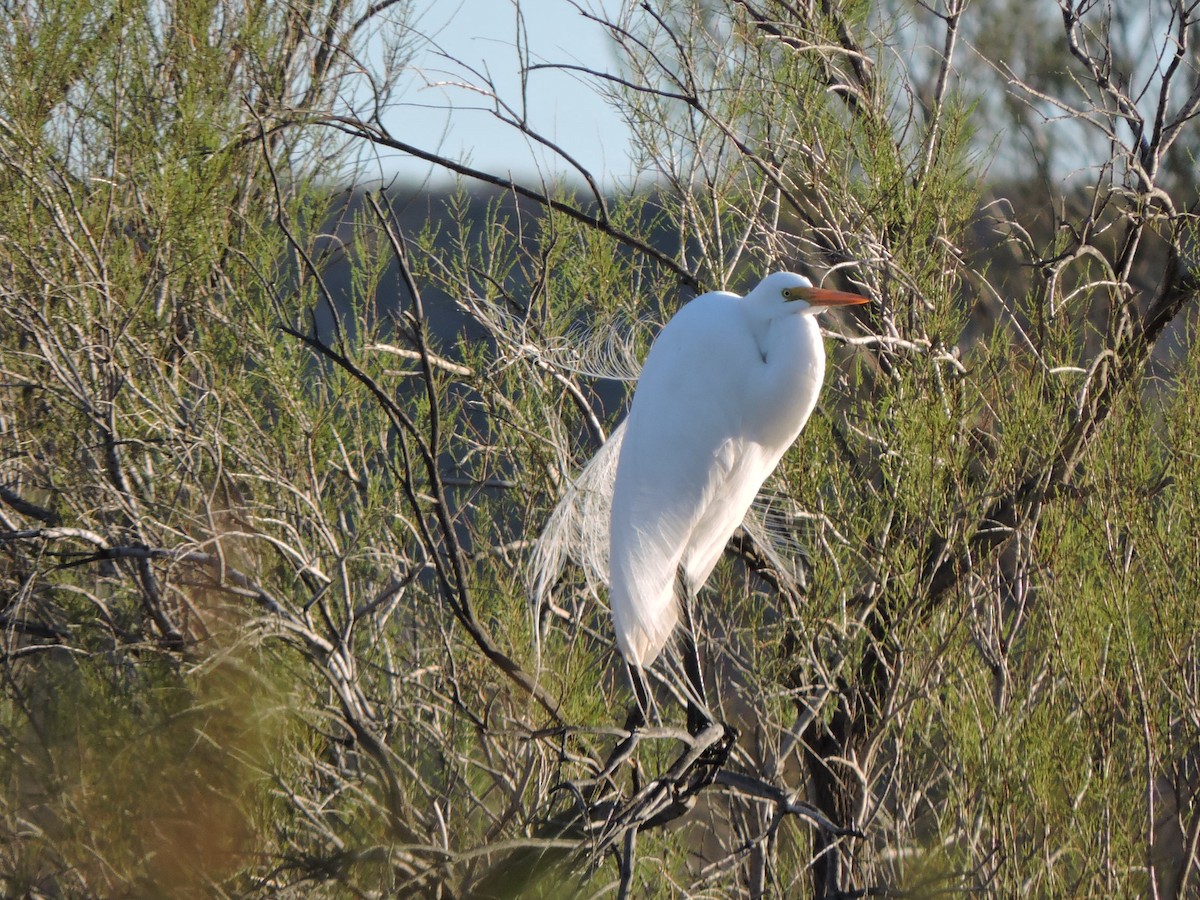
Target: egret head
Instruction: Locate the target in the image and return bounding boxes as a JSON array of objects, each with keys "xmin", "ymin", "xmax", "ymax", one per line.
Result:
[{"xmin": 751, "ymin": 271, "xmax": 869, "ymax": 315}]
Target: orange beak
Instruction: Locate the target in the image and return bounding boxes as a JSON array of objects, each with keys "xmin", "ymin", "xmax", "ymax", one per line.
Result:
[{"xmin": 796, "ymin": 287, "xmax": 870, "ymax": 307}]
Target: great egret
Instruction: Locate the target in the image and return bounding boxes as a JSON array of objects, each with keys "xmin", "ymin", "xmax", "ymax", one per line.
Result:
[
  {"xmin": 533, "ymin": 271, "xmax": 868, "ymax": 734},
  {"xmin": 608, "ymin": 271, "xmax": 868, "ymax": 730}
]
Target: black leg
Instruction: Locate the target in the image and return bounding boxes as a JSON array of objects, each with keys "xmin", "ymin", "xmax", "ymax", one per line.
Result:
[
  {"xmin": 625, "ymin": 662, "xmax": 650, "ymax": 732},
  {"xmin": 594, "ymin": 663, "xmax": 650, "ymax": 787},
  {"xmin": 677, "ymin": 569, "xmax": 738, "ymax": 783},
  {"xmin": 678, "ymin": 569, "xmax": 711, "ymax": 736}
]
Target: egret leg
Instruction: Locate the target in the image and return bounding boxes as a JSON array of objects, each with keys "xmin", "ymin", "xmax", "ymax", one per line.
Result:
[
  {"xmin": 678, "ymin": 569, "xmax": 711, "ymax": 736},
  {"xmin": 595, "ymin": 664, "xmax": 650, "ymax": 786},
  {"xmin": 625, "ymin": 662, "xmax": 651, "ymax": 732}
]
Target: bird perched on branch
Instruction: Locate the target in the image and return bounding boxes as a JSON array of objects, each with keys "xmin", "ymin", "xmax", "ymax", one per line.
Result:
[
  {"xmin": 534, "ymin": 271, "xmax": 868, "ymax": 736},
  {"xmin": 609, "ymin": 271, "xmax": 867, "ymax": 731}
]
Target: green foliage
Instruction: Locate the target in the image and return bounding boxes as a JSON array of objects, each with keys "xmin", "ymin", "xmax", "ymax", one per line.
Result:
[
  {"xmin": 0, "ymin": 643, "xmax": 302, "ymax": 897},
  {"xmin": 1, "ymin": 0, "xmax": 1199, "ymax": 896}
]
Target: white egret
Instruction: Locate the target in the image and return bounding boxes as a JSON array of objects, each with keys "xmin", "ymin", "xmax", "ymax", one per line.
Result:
[
  {"xmin": 609, "ymin": 271, "xmax": 867, "ymax": 730},
  {"xmin": 533, "ymin": 271, "xmax": 868, "ymax": 734}
]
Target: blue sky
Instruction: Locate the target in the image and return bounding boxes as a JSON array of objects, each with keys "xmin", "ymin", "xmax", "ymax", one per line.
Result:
[{"xmin": 382, "ymin": 0, "xmax": 632, "ymax": 187}]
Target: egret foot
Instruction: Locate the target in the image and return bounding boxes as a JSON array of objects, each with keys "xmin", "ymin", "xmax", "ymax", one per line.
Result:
[
  {"xmin": 686, "ymin": 698, "xmax": 710, "ymax": 737},
  {"xmin": 689, "ymin": 720, "xmax": 737, "ymax": 791}
]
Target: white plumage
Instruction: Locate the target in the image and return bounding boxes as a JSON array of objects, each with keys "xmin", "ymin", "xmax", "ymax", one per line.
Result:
[
  {"xmin": 608, "ymin": 272, "xmax": 866, "ymax": 666},
  {"xmin": 532, "ymin": 271, "xmax": 867, "ymax": 675}
]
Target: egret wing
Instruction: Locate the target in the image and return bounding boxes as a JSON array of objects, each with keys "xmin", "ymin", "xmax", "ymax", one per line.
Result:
[{"xmin": 608, "ymin": 295, "xmax": 765, "ymax": 664}]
